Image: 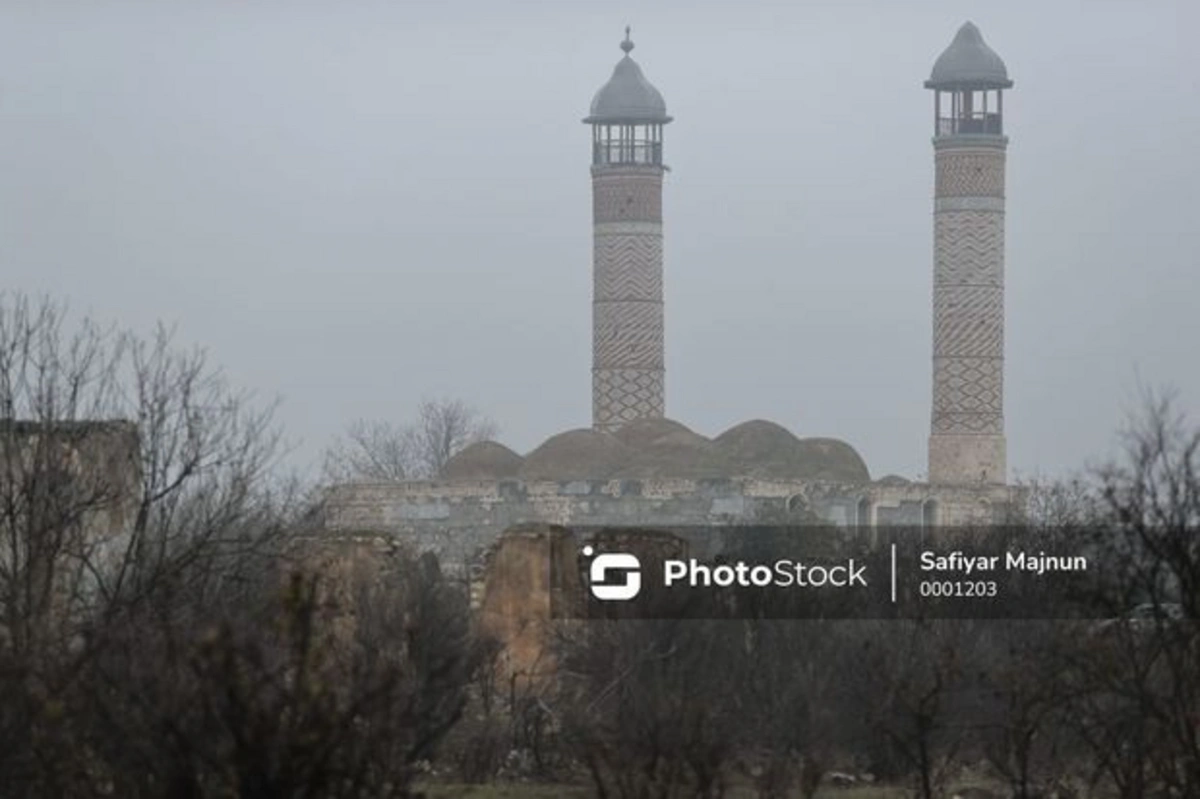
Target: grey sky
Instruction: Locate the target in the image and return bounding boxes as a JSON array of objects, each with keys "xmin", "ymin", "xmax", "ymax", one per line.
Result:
[{"xmin": 1, "ymin": 0, "xmax": 1196, "ymax": 481}]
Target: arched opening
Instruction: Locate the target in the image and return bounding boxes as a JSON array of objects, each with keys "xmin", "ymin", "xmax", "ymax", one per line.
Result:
[
  {"xmin": 592, "ymin": 122, "xmax": 664, "ymax": 166},
  {"xmin": 856, "ymin": 497, "xmax": 872, "ymax": 528},
  {"xmin": 922, "ymin": 499, "xmax": 939, "ymax": 530}
]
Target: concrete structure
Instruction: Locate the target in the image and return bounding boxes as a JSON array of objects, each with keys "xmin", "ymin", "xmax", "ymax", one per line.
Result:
[
  {"xmin": 926, "ymin": 22, "xmax": 1012, "ymax": 485},
  {"xmin": 585, "ymin": 29, "xmax": 670, "ymax": 431}
]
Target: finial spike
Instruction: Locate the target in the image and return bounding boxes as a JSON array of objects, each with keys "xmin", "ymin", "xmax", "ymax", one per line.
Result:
[{"xmin": 621, "ymin": 26, "xmax": 634, "ymax": 54}]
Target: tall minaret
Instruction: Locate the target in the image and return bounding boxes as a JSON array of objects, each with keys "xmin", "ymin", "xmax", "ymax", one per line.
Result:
[
  {"xmin": 584, "ymin": 29, "xmax": 671, "ymax": 431},
  {"xmin": 925, "ymin": 22, "xmax": 1012, "ymax": 485}
]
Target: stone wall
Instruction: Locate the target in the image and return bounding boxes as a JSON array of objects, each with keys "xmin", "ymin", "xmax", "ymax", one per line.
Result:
[
  {"xmin": 0, "ymin": 419, "xmax": 140, "ymax": 544},
  {"xmin": 323, "ymin": 476, "xmax": 1019, "ymax": 562}
]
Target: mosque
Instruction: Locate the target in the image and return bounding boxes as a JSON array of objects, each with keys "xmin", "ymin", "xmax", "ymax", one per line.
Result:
[{"xmin": 323, "ymin": 22, "xmax": 1022, "ymax": 553}]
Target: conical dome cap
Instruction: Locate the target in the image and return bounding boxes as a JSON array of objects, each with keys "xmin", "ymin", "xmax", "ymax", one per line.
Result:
[
  {"xmin": 584, "ymin": 29, "xmax": 672, "ymax": 124},
  {"xmin": 926, "ymin": 22, "xmax": 1012, "ymax": 89}
]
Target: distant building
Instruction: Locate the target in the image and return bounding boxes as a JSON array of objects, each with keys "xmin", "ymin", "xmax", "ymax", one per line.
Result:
[
  {"xmin": 0, "ymin": 419, "xmax": 140, "ymax": 543},
  {"xmin": 0, "ymin": 419, "xmax": 140, "ymax": 645},
  {"xmin": 323, "ymin": 23, "xmax": 1023, "ymax": 555}
]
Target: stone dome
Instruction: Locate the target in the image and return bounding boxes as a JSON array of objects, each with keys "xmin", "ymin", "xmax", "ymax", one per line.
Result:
[
  {"xmin": 794, "ymin": 438, "xmax": 870, "ymax": 483},
  {"xmin": 713, "ymin": 420, "xmax": 869, "ymax": 483},
  {"xmin": 712, "ymin": 419, "xmax": 806, "ymax": 478},
  {"xmin": 925, "ymin": 22, "xmax": 1012, "ymax": 90},
  {"xmin": 435, "ymin": 419, "xmax": 869, "ymax": 483},
  {"xmin": 519, "ymin": 428, "xmax": 634, "ymax": 481},
  {"xmin": 441, "ymin": 440, "xmax": 524, "ymax": 480},
  {"xmin": 612, "ymin": 417, "xmax": 698, "ymax": 448},
  {"xmin": 584, "ymin": 31, "xmax": 671, "ymax": 124},
  {"xmin": 612, "ymin": 417, "xmax": 727, "ymax": 478}
]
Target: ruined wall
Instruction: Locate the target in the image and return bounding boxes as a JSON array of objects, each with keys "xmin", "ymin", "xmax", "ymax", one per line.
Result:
[
  {"xmin": 0, "ymin": 419, "xmax": 140, "ymax": 543},
  {"xmin": 0, "ymin": 420, "xmax": 141, "ymax": 641},
  {"xmin": 476, "ymin": 523, "xmax": 582, "ymax": 682}
]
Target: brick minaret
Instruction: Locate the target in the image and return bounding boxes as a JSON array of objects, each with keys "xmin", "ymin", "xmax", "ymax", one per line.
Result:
[
  {"xmin": 584, "ymin": 29, "xmax": 671, "ymax": 431},
  {"xmin": 925, "ymin": 22, "xmax": 1012, "ymax": 485}
]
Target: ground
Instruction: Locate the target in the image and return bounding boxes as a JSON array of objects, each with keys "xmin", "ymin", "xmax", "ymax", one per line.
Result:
[{"xmin": 420, "ymin": 783, "xmax": 911, "ymax": 798}]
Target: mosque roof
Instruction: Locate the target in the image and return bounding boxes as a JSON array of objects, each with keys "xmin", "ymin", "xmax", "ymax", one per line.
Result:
[
  {"xmin": 437, "ymin": 418, "xmax": 871, "ymax": 484},
  {"xmin": 519, "ymin": 428, "xmax": 633, "ymax": 481},
  {"xmin": 441, "ymin": 440, "xmax": 524, "ymax": 480}
]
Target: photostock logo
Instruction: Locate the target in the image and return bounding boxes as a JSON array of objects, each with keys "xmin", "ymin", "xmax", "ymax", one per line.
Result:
[{"xmin": 583, "ymin": 545, "xmax": 641, "ymax": 601}]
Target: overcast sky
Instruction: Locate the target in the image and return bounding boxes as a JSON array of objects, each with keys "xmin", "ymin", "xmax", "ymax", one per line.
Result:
[{"xmin": 0, "ymin": 0, "xmax": 1196, "ymax": 481}]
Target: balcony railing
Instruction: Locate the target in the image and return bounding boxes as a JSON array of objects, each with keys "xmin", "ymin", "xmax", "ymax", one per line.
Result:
[
  {"xmin": 937, "ymin": 113, "xmax": 1003, "ymax": 136},
  {"xmin": 593, "ymin": 141, "xmax": 663, "ymax": 166}
]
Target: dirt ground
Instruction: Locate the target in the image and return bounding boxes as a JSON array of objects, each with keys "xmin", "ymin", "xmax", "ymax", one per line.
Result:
[{"xmin": 420, "ymin": 782, "xmax": 913, "ymax": 799}]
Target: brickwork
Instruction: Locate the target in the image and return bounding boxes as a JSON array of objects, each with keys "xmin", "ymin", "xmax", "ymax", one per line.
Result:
[
  {"xmin": 929, "ymin": 137, "xmax": 1008, "ymax": 484},
  {"xmin": 592, "ymin": 166, "xmax": 665, "ymax": 430},
  {"xmin": 591, "ymin": 167, "xmax": 663, "ymax": 223},
  {"xmin": 935, "ymin": 148, "xmax": 1005, "ymax": 197}
]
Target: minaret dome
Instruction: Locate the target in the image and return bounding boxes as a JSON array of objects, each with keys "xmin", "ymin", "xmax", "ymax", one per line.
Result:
[
  {"xmin": 926, "ymin": 22, "xmax": 1013, "ymax": 137},
  {"xmin": 584, "ymin": 29, "xmax": 671, "ymax": 168}
]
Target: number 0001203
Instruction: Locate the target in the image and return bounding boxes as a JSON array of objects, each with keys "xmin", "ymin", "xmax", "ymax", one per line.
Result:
[{"xmin": 918, "ymin": 580, "xmax": 998, "ymax": 598}]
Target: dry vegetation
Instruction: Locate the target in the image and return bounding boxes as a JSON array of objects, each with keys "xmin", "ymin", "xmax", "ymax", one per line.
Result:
[{"xmin": 1, "ymin": 292, "xmax": 1197, "ymax": 799}]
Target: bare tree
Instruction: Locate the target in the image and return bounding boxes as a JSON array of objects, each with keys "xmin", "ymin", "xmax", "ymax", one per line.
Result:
[
  {"xmin": 843, "ymin": 619, "xmax": 989, "ymax": 799},
  {"xmin": 76, "ymin": 547, "xmax": 484, "ymax": 799},
  {"xmin": 323, "ymin": 397, "xmax": 498, "ymax": 482},
  {"xmin": 0, "ymin": 295, "xmax": 495, "ymax": 798},
  {"xmin": 1056, "ymin": 389, "xmax": 1200, "ymax": 799},
  {"xmin": 408, "ymin": 397, "xmax": 499, "ymax": 477},
  {"xmin": 556, "ymin": 617, "xmax": 743, "ymax": 799},
  {"xmin": 322, "ymin": 418, "xmax": 414, "ymax": 482},
  {"xmin": 0, "ymin": 293, "xmax": 286, "ymax": 795}
]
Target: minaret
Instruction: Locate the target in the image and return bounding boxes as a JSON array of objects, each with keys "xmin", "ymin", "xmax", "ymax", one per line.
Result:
[
  {"xmin": 584, "ymin": 29, "xmax": 671, "ymax": 431},
  {"xmin": 925, "ymin": 22, "xmax": 1012, "ymax": 485}
]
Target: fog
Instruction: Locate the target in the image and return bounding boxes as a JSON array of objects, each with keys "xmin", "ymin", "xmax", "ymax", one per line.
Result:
[{"xmin": 1, "ymin": 0, "xmax": 1196, "ymax": 481}]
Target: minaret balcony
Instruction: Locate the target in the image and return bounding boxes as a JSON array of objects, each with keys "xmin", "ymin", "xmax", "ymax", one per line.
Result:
[
  {"xmin": 936, "ymin": 112, "xmax": 1003, "ymax": 136},
  {"xmin": 592, "ymin": 141, "xmax": 663, "ymax": 167}
]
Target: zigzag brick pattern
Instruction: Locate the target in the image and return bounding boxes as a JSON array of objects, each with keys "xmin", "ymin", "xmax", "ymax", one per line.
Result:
[
  {"xmin": 592, "ymin": 166, "xmax": 665, "ymax": 430},
  {"xmin": 594, "ymin": 234, "xmax": 663, "ymax": 300},
  {"xmin": 934, "ymin": 286, "xmax": 1003, "ymax": 358},
  {"xmin": 930, "ymin": 140, "xmax": 1008, "ymax": 483},
  {"xmin": 593, "ymin": 302, "xmax": 663, "ymax": 368},
  {"xmin": 935, "ymin": 211, "xmax": 1005, "ymax": 285}
]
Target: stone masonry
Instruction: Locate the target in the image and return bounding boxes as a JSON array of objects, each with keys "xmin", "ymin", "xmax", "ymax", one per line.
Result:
[
  {"xmin": 592, "ymin": 166, "xmax": 666, "ymax": 430},
  {"xmin": 929, "ymin": 135, "xmax": 1008, "ymax": 484}
]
